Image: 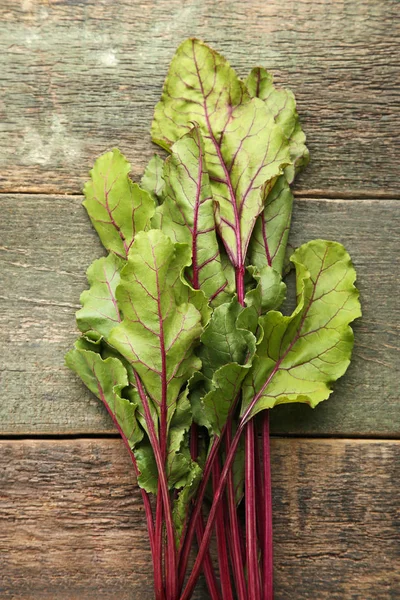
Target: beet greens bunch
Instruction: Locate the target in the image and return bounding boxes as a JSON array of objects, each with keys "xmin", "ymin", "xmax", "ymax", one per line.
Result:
[{"xmin": 66, "ymin": 39, "xmax": 361, "ymax": 600}]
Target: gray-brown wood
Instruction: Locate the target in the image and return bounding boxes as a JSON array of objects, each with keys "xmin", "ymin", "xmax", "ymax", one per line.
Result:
[
  {"xmin": 1, "ymin": 438, "xmax": 399, "ymax": 599},
  {"xmin": 1, "ymin": 194, "xmax": 399, "ymax": 437},
  {"xmin": 0, "ymin": 0, "xmax": 399, "ymax": 196}
]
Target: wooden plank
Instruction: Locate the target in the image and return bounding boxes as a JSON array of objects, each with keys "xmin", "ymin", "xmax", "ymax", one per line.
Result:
[
  {"xmin": 0, "ymin": 0, "xmax": 398, "ymax": 196},
  {"xmin": 1, "ymin": 195, "xmax": 399, "ymax": 437},
  {"xmin": 1, "ymin": 438, "xmax": 399, "ymax": 599}
]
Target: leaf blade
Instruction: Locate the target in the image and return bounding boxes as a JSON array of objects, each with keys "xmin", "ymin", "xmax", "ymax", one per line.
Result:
[
  {"xmin": 141, "ymin": 154, "xmax": 165, "ymax": 204},
  {"xmin": 65, "ymin": 341, "xmax": 143, "ymax": 449},
  {"xmin": 152, "ymin": 39, "xmax": 291, "ymax": 267},
  {"xmin": 242, "ymin": 240, "xmax": 361, "ymax": 420},
  {"xmin": 108, "ymin": 229, "xmax": 203, "ymax": 426},
  {"xmin": 83, "ymin": 149, "xmax": 155, "ymax": 257},
  {"xmin": 76, "ymin": 253, "xmax": 124, "ymax": 340}
]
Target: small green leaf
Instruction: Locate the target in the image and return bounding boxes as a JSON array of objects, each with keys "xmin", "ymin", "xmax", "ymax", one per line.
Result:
[
  {"xmin": 65, "ymin": 341, "xmax": 143, "ymax": 449},
  {"xmin": 245, "ymin": 264, "xmax": 286, "ymax": 315},
  {"xmin": 166, "ymin": 389, "xmax": 196, "ymax": 489},
  {"xmin": 245, "ymin": 67, "xmax": 309, "ymax": 183},
  {"xmin": 193, "ymin": 298, "xmax": 257, "ymax": 435},
  {"xmin": 83, "ymin": 149, "xmax": 155, "ymax": 257},
  {"xmin": 231, "ymin": 431, "xmax": 245, "ymax": 506},
  {"xmin": 213, "ymin": 98, "xmax": 290, "ymax": 266},
  {"xmin": 248, "ymin": 177, "xmax": 294, "ymax": 276},
  {"xmin": 76, "ymin": 253, "xmax": 124, "ymax": 340},
  {"xmin": 108, "ymin": 229, "xmax": 203, "ymax": 426},
  {"xmin": 141, "ymin": 154, "xmax": 165, "ymax": 203},
  {"xmin": 173, "ymin": 461, "xmax": 202, "ymax": 545},
  {"xmin": 241, "ymin": 240, "xmax": 362, "ymax": 421},
  {"xmin": 134, "ymin": 438, "xmax": 158, "ymax": 494}
]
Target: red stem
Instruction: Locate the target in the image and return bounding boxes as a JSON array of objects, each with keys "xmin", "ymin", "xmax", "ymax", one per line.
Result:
[
  {"xmin": 178, "ymin": 439, "xmax": 220, "ymax": 589},
  {"xmin": 225, "ymin": 424, "xmax": 247, "ymax": 600},
  {"xmin": 212, "ymin": 459, "xmax": 234, "ymax": 600},
  {"xmin": 190, "ymin": 423, "xmax": 222, "ymax": 600},
  {"xmin": 179, "ymin": 425, "xmax": 244, "ymax": 600},
  {"xmin": 152, "ymin": 249, "xmax": 178, "ymax": 600},
  {"xmin": 254, "ymin": 421, "xmax": 265, "ymax": 555},
  {"xmin": 134, "ymin": 374, "xmax": 178, "ymax": 600},
  {"xmin": 245, "ymin": 420, "xmax": 261, "ymax": 600},
  {"xmin": 178, "ymin": 391, "xmax": 241, "ymax": 590},
  {"xmin": 155, "ymin": 481, "xmax": 165, "ymax": 600},
  {"xmin": 262, "ymin": 411, "xmax": 274, "ymax": 599},
  {"xmin": 235, "ymin": 265, "xmax": 246, "ymax": 306},
  {"xmin": 196, "ymin": 518, "xmax": 222, "ymax": 600}
]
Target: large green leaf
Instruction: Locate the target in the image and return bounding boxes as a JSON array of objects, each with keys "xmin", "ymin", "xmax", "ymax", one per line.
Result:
[
  {"xmin": 76, "ymin": 253, "xmax": 124, "ymax": 340},
  {"xmin": 108, "ymin": 229, "xmax": 203, "ymax": 426},
  {"xmin": 241, "ymin": 240, "xmax": 361, "ymax": 421},
  {"xmin": 152, "ymin": 38, "xmax": 248, "ymax": 151},
  {"xmin": 246, "ymin": 68, "xmax": 308, "ymax": 274},
  {"xmin": 153, "ymin": 126, "xmax": 230, "ymax": 305},
  {"xmin": 83, "ymin": 149, "xmax": 155, "ymax": 257},
  {"xmin": 152, "ymin": 39, "xmax": 291, "ymax": 268},
  {"xmin": 65, "ymin": 339, "xmax": 143, "ymax": 449}
]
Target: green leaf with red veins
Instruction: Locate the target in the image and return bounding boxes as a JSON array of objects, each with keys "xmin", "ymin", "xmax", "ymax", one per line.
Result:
[
  {"xmin": 76, "ymin": 253, "xmax": 124, "ymax": 340},
  {"xmin": 241, "ymin": 240, "xmax": 361, "ymax": 422},
  {"xmin": 152, "ymin": 39, "xmax": 291, "ymax": 270},
  {"xmin": 83, "ymin": 149, "xmax": 155, "ymax": 258},
  {"xmin": 248, "ymin": 176, "xmax": 294, "ymax": 275},
  {"xmin": 245, "ymin": 67, "xmax": 309, "ymax": 183},
  {"xmin": 141, "ymin": 154, "xmax": 165, "ymax": 204},
  {"xmin": 245, "ymin": 68, "xmax": 309, "ymax": 275},
  {"xmin": 153, "ymin": 126, "xmax": 230, "ymax": 305},
  {"xmin": 65, "ymin": 340, "xmax": 143, "ymax": 449},
  {"xmin": 151, "ymin": 38, "xmax": 248, "ymax": 151},
  {"xmin": 212, "ymin": 97, "xmax": 291, "ymax": 267},
  {"xmin": 108, "ymin": 229, "xmax": 203, "ymax": 428},
  {"xmin": 161, "ymin": 243, "xmax": 211, "ymax": 327},
  {"xmin": 191, "ymin": 298, "xmax": 257, "ymax": 436}
]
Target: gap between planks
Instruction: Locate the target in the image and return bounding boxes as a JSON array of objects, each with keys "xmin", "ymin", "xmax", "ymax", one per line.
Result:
[
  {"xmin": 0, "ymin": 189, "xmax": 399, "ymax": 201},
  {"xmin": 1, "ymin": 433, "xmax": 399, "ymax": 442}
]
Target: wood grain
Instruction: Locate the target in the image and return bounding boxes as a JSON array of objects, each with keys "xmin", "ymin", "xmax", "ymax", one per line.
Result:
[
  {"xmin": 0, "ymin": 0, "xmax": 399, "ymax": 196},
  {"xmin": 1, "ymin": 438, "xmax": 399, "ymax": 599},
  {"xmin": 1, "ymin": 194, "xmax": 399, "ymax": 437}
]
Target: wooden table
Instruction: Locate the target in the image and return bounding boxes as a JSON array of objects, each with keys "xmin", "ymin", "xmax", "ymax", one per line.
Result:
[{"xmin": 1, "ymin": 1, "xmax": 399, "ymax": 598}]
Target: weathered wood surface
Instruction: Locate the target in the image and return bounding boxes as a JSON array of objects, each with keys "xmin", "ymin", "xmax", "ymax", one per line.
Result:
[
  {"xmin": 1, "ymin": 438, "xmax": 399, "ymax": 600},
  {"xmin": 1, "ymin": 194, "xmax": 399, "ymax": 436},
  {"xmin": 0, "ymin": 0, "xmax": 399, "ymax": 196}
]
